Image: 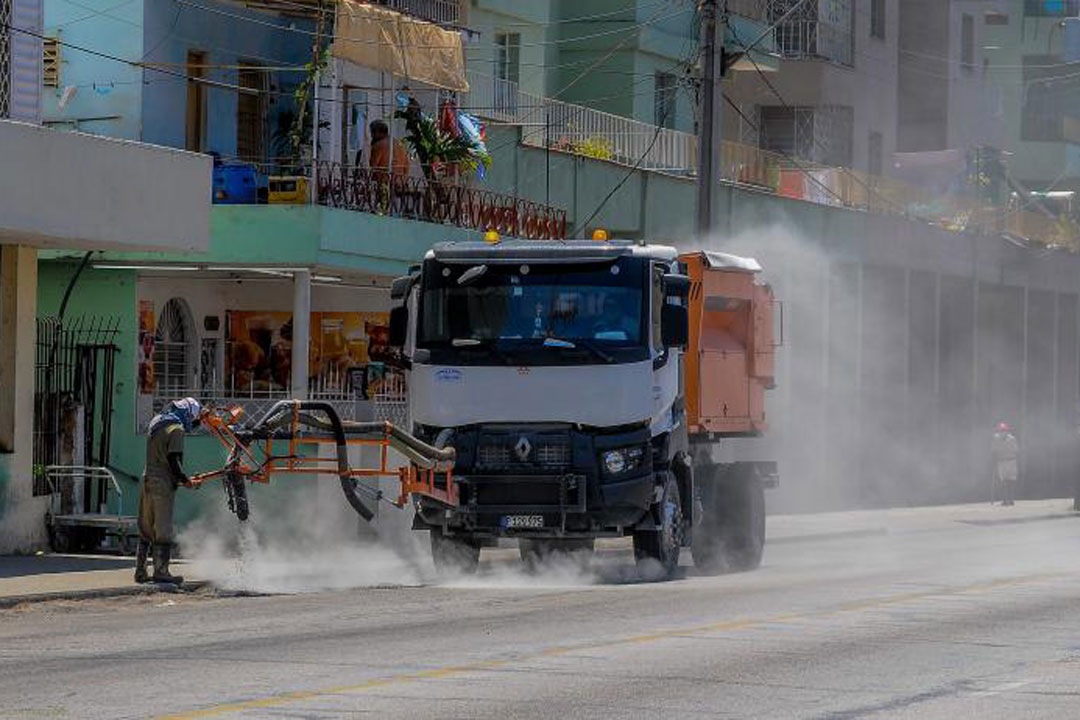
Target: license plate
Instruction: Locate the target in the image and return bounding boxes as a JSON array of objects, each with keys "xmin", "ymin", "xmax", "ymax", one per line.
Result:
[{"xmin": 503, "ymin": 514, "xmax": 545, "ymax": 529}]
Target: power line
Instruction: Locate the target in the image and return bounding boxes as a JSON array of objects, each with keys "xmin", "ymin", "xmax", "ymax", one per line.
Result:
[
  {"xmin": 721, "ymin": 93, "xmax": 851, "ymax": 209},
  {"xmin": 2, "ymin": 22, "xmax": 258, "ymax": 95},
  {"xmin": 174, "ymin": 0, "xmax": 694, "ymax": 51},
  {"xmin": 728, "ymin": 25, "xmax": 912, "ymax": 217},
  {"xmin": 571, "ymin": 45, "xmax": 702, "ymax": 237}
]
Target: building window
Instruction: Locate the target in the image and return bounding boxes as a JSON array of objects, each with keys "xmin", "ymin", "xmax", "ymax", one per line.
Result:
[
  {"xmin": 759, "ymin": 105, "xmax": 853, "ymax": 167},
  {"xmin": 494, "ymin": 32, "xmax": 520, "ymax": 84},
  {"xmin": 961, "ymin": 14, "xmax": 974, "ymax": 71},
  {"xmin": 870, "ymin": 0, "xmax": 885, "ymax": 40},
  {"xmin": 654, "ymin": 72, "xmax": 677, "ymax": 128},
  {"xmin": 185, "ymin": 50, "xmax": 207, "ymax": 152},
  {"xmin": 42, "ymin": 37, "xmax": 59, "ymax": 88},
  {"xmin": 153, "ymin": 298, "xmax": 195, "ymax": 400},
  {"xmin": 236, "ymin": 63, "xmax": 267, "ymax": 163},
  {"xmin": 868, "ymin": 131, "xmax": 883, "ymax": 176}
]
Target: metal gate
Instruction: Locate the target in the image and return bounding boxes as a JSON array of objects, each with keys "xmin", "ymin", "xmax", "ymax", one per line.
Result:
[{"xmin": 33, "ymin": 316, "xmax": 120, "ymax": 507}]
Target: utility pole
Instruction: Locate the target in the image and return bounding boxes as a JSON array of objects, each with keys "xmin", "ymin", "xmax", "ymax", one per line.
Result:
[{"xmin": 696, "ymin": 0, "xmax": 724, "ymax": 240}]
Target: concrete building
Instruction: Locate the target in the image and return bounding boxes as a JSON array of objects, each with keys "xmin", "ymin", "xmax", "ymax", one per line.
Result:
[
  {"xmin": 724, "ymin": 0, "xmax": 899, "ymax": 178},
  {"xmin": 0, "ymin": 121, "xmax": 210, "ymax": 552},
  {"xmin": 22, "ymin": 0, "xmax": 1080, "ymax": 546},
  {"xmin": 897, "ymin": 0, "xmax": 1010, "ymax": 155},
  {"xmin": 981, "ymin": 0, "xmax": 1080, "ymax": 192}
]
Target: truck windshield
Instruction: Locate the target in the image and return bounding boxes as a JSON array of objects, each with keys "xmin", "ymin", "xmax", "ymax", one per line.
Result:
[{"xmin": 418, "ymin": 257, "xmax": 646, "ymax": 362}]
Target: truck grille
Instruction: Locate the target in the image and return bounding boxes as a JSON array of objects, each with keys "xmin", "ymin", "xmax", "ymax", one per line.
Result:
[{"xmin": 475, "ymin": 429, "xmax": 572, "ymax": 472}]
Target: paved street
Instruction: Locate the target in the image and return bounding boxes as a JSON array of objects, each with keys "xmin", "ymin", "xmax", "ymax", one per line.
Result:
[{"xmin": 1, "ymin": 502, "xmax": 1078, "ymax": 719}]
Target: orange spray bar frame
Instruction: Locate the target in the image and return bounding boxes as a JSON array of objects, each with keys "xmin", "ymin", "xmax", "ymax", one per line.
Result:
[{"xmin": 188, "ymin": 404, "xmax": 458, "ymax": 510}]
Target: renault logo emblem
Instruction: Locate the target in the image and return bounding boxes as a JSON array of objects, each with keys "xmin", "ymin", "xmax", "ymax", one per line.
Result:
[{"xmin": 514, "ymin": 436, "xmax": 532, "ymax": 461}]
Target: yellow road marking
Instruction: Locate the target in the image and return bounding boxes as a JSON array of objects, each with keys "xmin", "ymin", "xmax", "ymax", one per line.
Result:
[{"xmin": 157, "ymin": 572, "xmax": 1067, "ymax": 719}]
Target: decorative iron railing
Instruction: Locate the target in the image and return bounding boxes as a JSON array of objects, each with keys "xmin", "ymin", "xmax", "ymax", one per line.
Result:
[
  {"xmin": 463, "ymin": 70, "xmax": 698, "ymax": 175},
  {"xmin": 316, "ymin": 162, "xmax": 568, "ymax": 240},
  {"xmin": 370, "ymin": 0, "xmax": 460, "ymax": 26}
]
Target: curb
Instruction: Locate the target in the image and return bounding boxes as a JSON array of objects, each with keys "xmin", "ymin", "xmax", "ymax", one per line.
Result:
[
  {"xmin": 0, "ymin": 580, "xmax": 210, "ymax": 609},
  {"xmin": 957, "ymin": 512, "xmax": 1079, "ymax": 527},
  {"xmin": 768, "ymin": 527, "xmax": 889, "ymax": 544}
]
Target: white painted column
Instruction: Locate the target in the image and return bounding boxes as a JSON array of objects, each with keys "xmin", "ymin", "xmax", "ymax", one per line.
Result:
[{"xmin": 291, "ymin": 270, "xmax": 311, "ymax": 399}]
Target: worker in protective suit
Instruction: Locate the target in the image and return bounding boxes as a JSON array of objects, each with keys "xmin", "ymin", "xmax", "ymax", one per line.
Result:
[
  {"xmin": 134, "ymin": 397, "xmax": 201, "ymax": 584},
  {"xmin": 991, "ymin": 422, "xmax": 1019, "ymax": 507}
]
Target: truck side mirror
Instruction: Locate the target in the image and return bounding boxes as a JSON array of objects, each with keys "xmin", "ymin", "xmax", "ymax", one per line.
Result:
[
  {"xmin": 662, "ymin": 273, "xmax": 690, "ymax": 298},
  {"xmin": 389, "ymin": 305, "xmax": 408, "ymax": 349},
  {"xmin": 661, "ymin": 304, "xmax": 689, "ymax": 348}
]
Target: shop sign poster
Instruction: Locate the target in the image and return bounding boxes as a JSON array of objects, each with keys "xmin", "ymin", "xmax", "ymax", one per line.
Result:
[
  {"xmin": 138, "ymin": 300, "xmax": 156, "ymax": 394},
  {"xmin": 225, "ymin": 311, "xmax": 397, "ymax": 399}
]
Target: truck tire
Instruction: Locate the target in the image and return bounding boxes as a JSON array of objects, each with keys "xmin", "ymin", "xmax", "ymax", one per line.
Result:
[
  {"xmin": 633, "ymin": 472, "xmax": 683, "ymax": 580},
  {"xmin": 692, "ymin": 464, "xmax": 765, "ymax": 574},
  {"xmin": 519, "ymin": 539, "xmax": 594, "ymax": 573},
  {"xmin": 430, "ymin": 528, "xmax": 480, "ymax": 576}
]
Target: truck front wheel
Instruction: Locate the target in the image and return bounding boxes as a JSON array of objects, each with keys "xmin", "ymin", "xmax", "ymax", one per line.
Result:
[
  {"xmin": 633, "ymin": 472, "xmax": 683, "ymax": 580},
  {"xmin": 430, "ymin": 529, "xmax": 480, "ymax": 577}
]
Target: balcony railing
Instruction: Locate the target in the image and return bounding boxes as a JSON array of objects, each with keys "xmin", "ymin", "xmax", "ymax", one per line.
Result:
[
  {"xmin": 316, "ymin": 162, "xmax": 567, "ymax": 240},
  {"xmin": 463, "ymin": 71, "xmax": 698, "ymax": 175},
  {"xmin": 368, "ymin": 0, "xmax": 460, "ymax": 26},
  {"xmin": 0, "ymin": 0, "xmax": 10, "ymax": 119}
]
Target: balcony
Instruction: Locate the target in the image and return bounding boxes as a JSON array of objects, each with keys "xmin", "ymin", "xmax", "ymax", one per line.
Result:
[
  {"xmin": 371, "ymin": 0, "xmax": 461, "ymax": 26},
  {"xmin": 464, "ymin": 71, "xmax": 698, "ymax": 175},
  {"xmin": 242, "ymin": 0, "xmax": 461, "ymax": 27},
  {"xmin": 316, "ymin": 163, "xmax": 567, "ymax": 240}
]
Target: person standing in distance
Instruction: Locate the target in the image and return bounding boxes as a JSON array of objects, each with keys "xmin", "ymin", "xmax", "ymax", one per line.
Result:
[
  {"xmin": 134, "ymin": 397, "xmax": 202, "ymax": 584},
  {"xmin": 991, "ymin": 421, "xmax": 1019, "ymax": 507}
]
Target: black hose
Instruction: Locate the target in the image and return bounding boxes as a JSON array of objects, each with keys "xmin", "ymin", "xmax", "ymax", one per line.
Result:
[
  {"xmin": 241, "ymin": 400, "xmax": 457, "ymax": 521},
  {"xmin": 248, "ymin": 400, "xmax": 375, "ymax": 521}
]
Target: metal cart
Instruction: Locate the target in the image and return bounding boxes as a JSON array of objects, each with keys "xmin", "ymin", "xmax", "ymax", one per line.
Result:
[{"xmin": 44, "ymin": 466, "xmax": 138, "ymax": 554}]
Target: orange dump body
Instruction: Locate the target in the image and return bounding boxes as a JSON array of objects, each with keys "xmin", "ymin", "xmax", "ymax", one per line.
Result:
[{"xmin": 681, "ymin": 251, "xmax": 776, "ymax": 437}]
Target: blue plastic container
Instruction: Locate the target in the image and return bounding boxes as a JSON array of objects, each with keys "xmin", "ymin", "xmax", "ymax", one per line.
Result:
[{"xmin": 212, "ymin": 162, "xmax": 259, "ymax": 204}]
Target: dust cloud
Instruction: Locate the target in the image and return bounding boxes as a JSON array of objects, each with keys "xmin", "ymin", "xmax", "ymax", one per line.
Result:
[
  {"xmin": 686, "ymin": 223, "xmax": 1080, "ymax": 514},
  {"xmin": 178, "ymin": 473, "xmax": 428, "ymax": 593},
  {"xmin": 177, "ymin": 472, "xmax": 635, "ymax": 592}
]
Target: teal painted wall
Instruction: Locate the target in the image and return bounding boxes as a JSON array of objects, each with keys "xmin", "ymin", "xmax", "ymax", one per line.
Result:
[
  {"xmin": 36, "ymin": 262, "xmax": 140, "ymax": 511},
  {"xmin": 466, "ymin": 0, "xmax": 553, "ymax": 98}
]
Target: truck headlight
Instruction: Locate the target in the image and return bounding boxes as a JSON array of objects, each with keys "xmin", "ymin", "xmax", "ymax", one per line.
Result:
[{"xmin": 602, "ymin": 447, "xmax": 645, "ymax": 475}]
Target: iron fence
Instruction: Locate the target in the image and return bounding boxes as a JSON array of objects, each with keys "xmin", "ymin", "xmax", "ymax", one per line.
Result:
[
  {"xmin": 371, "ymin": 0, "xmax": 460, "ymax": 26},
  {"xmin": 0, "ymin": 0, "xmax": 10, "ymax": 119},
  {"xmin": 34, "ymin": 315, "xmax": 120, "ymax": 498},
  {"xmin": 316, "ymin": 162, "xmax": 568, "ymax": 240}
]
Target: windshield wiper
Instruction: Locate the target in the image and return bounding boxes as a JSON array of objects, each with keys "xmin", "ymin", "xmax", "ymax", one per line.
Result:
[
  {"xmin": 449, "ymin": 337, "xmax": 512, "ymax": 365},
  {"xmin": 541, "ymin": 336, "xmax": 615, "ymax": 364}
]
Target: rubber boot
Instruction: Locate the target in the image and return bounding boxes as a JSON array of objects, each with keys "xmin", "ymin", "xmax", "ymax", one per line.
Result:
[
  {"xmin": 133, "ymin": 540, "xmax": 151, "ymax": 584},
  {"xmin": 152, "ymin": 544, "xmax": 184, "ymax": 585}
]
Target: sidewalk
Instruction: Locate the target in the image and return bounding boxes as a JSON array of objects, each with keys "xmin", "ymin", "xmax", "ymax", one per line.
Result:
[
  {"xmin": 0, "ymin": 554, "xmax": 203, "ymax": 608},
  {"xmin": 0, "ymin": 499, "xmax": 1075, "ymax": 607}
]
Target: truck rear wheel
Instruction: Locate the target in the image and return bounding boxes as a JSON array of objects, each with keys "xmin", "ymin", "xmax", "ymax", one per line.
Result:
[
  {"xmin": 430, "ymin": 529, "xmax": 480, "ymax": 576},
  {"xmin": 633, "ymin": 472, "xmax": 683, "ymax": 580},
  {"xmin": 519, "ymin": 539, "xmax": 594, "ymax": 572},
  {"xmin": 692, "ymin": 464, "xmax": 765, "ymax": 574}
]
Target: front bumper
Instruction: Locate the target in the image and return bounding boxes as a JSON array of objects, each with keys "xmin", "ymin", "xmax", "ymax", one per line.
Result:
[{"xmin": 417, "ymin": 469, "xmax": 653, "ymax": 537}]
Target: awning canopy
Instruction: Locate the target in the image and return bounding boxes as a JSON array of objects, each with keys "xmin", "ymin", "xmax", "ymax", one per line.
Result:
[{"xmin": 332, "ymin": 0, "xmax": 468, "ymax": 92}]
